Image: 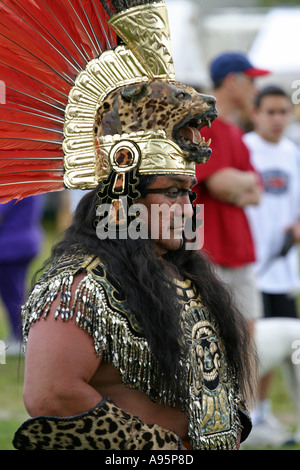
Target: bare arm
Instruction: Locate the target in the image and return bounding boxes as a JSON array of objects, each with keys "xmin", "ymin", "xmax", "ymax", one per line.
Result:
[
  {"xmin": 291, "ymin": 219, "xmax": 300, "ymax": 243},
  {"xmin": 205, "ymin": 168, "xmax": 262, "ymax": 207},
  {"xmin": 23, "ymin": 273, "xmax": 103, "ymax": 418},
  {"xmin": 284, "ymin": 219, "xmax": 300, "ymax": 245}
]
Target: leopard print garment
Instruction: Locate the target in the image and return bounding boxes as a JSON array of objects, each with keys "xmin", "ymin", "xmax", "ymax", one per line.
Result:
[{"xmin": 13, "ymin": 397, "xmax": 181, "ymax": 451}]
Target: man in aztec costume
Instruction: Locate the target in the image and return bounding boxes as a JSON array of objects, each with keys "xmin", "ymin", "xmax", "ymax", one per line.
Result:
[{"xmin": 0, "ymin": 0, "xmax": 255, "ymax": 450}]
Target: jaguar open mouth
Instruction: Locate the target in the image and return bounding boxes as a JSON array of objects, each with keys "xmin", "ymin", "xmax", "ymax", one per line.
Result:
[{"xmin": 174, "ymin": 112, "xmax": 218, "ymax": 164}]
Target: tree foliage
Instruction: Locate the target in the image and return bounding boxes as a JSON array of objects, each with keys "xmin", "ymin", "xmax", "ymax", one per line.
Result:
[{"xmin": 258, "ymin": 0, "xmax": 300, "ymax": 6}]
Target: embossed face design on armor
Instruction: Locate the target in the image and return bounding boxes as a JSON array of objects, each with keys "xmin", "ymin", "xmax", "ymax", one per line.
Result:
[
  {"xmin": 195, "ymin": 324, "xmax": 221, "ymax": 392},
  {"xmin": 189, "ymin": 317, "xmax": 223, "ymax": 394}
]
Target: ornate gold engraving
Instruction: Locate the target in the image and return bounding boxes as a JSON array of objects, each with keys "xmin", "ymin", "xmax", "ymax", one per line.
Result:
[
  {"xmin": 63, "ymin": 46, "xmax": 149, "ymax": 189},
  {"xmin": 98, "ymin": 131, "xmax": 195, "ymax": 178},
  {"xmin": 109, "ymin": 2, "xmax": 175, "ymax": 80},
  {"xmin": 64, "ymin": 127, "xmax": 195, "ymax": 189},
  {"xmin": 63, "ymin": 2, "xmax": 193, "ymax": 190}
]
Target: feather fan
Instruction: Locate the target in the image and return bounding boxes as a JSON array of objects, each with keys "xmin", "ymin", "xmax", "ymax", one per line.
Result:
[
  {"xmin": 0, "ymin": 0, "xmax": 160, "ymax": 201},
  {"xmin": 0, "ymin": 0, "xmax": 118, "ymax": 201}
]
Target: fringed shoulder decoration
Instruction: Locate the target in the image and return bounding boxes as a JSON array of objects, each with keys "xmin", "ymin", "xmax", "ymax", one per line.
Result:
[{"xmin": 21, "ymin": 252, "xmax": 180, "ymax": 406}]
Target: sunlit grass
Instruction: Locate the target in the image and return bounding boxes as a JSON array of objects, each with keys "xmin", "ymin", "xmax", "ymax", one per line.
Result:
[{"xmin": 0, "ymin": 216, "xmax": 61, "ymax": 450}]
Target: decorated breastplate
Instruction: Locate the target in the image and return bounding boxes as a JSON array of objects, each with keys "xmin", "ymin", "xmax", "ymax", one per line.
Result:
[
  {"xmin": 22, "ymin": 252, "xmax": 241, "ymax": 450},
  {"xmin": 175, "ymin": 280, "xmax": 240, "ymax": 449}
]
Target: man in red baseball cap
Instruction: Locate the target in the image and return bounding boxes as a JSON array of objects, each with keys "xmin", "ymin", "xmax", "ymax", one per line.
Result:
[{"xmin": 210, "ymin": 52, "xmax": 270, "ymax": 84}]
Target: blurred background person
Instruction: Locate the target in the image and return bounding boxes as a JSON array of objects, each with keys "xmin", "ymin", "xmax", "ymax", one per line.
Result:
[
  {"xmin": 193, "ymin": 52, "xmax": 268, "ymax": 333},
  {"xmin": 244, "ymin": 85, "xmax": 300, "ymax": 446},
  {"xmin": 0, "ymin": 196, "xmax": 44, "ymax": 354}
]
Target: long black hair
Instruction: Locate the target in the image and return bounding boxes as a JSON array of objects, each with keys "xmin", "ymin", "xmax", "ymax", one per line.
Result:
[{"xmin": 42, "ymin": 176, "xmax": 257, "ymax": 402}]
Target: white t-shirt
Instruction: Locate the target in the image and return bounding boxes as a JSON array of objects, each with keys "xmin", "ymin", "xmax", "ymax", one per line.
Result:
[{"xmin": 243, "ymin": 132, "xmax": 300, "ymax": 294}]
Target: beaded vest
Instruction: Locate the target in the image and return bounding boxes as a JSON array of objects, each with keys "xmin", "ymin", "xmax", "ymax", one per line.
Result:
[{"xmin": 22, "ymin": 251, "xmax": 243, "ymax": 450}]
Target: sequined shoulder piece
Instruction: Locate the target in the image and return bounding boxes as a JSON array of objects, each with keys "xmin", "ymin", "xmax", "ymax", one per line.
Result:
[
  {"xmin": 22, "ymin": 251, "xmax": 145, "ymax": 346},
  {"xmin": 34, "ymin": 251, "xmax": 92, "ymax": 284},
  {"xmin": 21, "ymin": 251, "xmax": 173, "ymax": 404},
  {"xmin": 22, "ymin": 251, "xmax": 98, "ymax": 343}
]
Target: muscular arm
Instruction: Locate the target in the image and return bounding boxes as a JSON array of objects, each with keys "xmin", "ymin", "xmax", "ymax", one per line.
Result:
[
  {"xmin": 205, "ymin": 168, "xmax": 262, "ymax": 207},
  {"xmin": 23, "ymin": 273, "xmax": 103, "ymax": 418},
  {"xmin": 290, "ymin": 219, "xmax": 300, "ymax": 244}
]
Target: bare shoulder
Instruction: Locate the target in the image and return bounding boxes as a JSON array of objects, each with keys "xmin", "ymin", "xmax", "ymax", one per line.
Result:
[{"xmin": 25, "ymin": 271, "xmax": 102, "ymax": 384}]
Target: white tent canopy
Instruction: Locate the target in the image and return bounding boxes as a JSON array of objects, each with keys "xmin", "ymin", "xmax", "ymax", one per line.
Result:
[
  {"xmin": 249, "ymin": 8, "xmax": 300, "ymax": 76},
  {"xmin": 166, "ymin": 0, "xmax": 209, "ymax": 87}
]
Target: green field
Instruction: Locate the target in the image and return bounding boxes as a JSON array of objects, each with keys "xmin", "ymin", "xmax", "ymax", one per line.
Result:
[
  {"xmin": 1, "ymin": 219, "xmax": 300, "ymax": 451},
  {"xmin": 1, "ymin": 354, "xmax": 300, "ymax": 451},
  {"xmin": 0, "ymin": 219, "xmax": 60, "ymax": 451}
]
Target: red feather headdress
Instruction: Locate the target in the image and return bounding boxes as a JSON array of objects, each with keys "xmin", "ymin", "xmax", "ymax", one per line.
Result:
[
  {"xmin": 0, "ymin": 1, "xmax": 209, "ymax": 203},
  {"xmin": 0, "ymin": 0, "xmax": 117, "ymax": 201}
]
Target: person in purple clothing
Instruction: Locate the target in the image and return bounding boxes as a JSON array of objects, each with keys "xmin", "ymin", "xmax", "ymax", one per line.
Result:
[{"xmin": 0, "ymin": 196, "xmax": 44, "ymax": 353}]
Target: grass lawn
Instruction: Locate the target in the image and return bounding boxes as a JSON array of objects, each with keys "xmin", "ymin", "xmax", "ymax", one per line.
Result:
[
  {"xmin": 0, "ymin": 217, "xmax": 61, "ymax": 451},
  {"xmin": 1, "ymin": 216, "xmax": 300, "ymax": 450},
  {"xmin": 243, "ymin": 367, "xmax": 300, "ymax": 450},
  {"xmin": 0, "ymin": 356, "xmax": 27, "ymax": 450}
]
